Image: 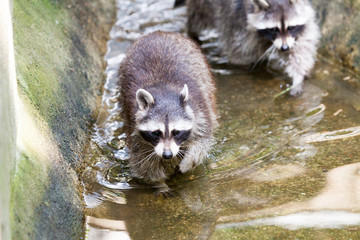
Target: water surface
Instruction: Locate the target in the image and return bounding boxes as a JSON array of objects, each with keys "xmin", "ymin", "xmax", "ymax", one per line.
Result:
[{"xmin": 82, "ymin": 1, "xmax": 360, "ymax": 239}]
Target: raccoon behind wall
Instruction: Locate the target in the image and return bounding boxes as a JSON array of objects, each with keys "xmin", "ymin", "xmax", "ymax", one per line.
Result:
[
  {"xmin": 119, "ymin": 31, "xmax": 217, "ymax": 193},
  {"xmin": 186, "ymin": 0, "xmax": 321, "ymax": 96}
]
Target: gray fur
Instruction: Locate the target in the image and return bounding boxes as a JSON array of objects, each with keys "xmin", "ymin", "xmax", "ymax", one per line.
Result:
[
  {"xmin": 186, "ymin": 0, "xmax": 321, "ymax": 95},
  {"xmin": 119, "ymin": 31, "xmax": 217, "ymax": 188}
]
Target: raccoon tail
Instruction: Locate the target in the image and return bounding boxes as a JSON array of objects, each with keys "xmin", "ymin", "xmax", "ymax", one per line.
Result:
[{"xmin": 174, "ymin": 0, "xmax": 186, "ymax": 8}]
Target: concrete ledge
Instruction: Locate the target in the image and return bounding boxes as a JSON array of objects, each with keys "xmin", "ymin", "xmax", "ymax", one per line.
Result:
[
  {"xmin": 0, "ymin": 1, "xmax": 16, "ymax": 239},
  {"xmin": 315, "ymin": 0, "xmax": 360, "ymax": 72},
  {"xmin": 6, "ymin": 0, "xmax": 114, "ymax": 238}
]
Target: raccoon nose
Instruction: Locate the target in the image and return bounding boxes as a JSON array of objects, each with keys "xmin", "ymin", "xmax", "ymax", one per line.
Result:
[
  {"xmin": 281, "ymin": 44, "xmax": 289, "ymax": 51},
  {"xmin": 162, "ymin": 150, "xmax": 173, "ymax": 159}
]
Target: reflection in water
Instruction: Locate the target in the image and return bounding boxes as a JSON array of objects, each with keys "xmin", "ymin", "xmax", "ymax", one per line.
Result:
[
  {"xmin": 303, "ymin": 126, "xmax": 360, "ymax": 143},
  {"xmin": 217, "ymin": 211, "xmax": 360, "ymax": 230},
  {"xmin": 244, "ymin": 164, "xmax": 306, "ymax": 182},
  {"xmin": 218, "ymin": 162, "xmax": 360, "ymax": 223},
  {"xmin": 81, "ymin": 0, "xmax": 360, "ymax": 239}
]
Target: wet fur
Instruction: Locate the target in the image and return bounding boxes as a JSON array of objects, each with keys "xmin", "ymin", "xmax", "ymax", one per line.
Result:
[
  {"xmin": 119, "ymin": 31, "xmax": 217, "ymax": 184},
  {"xmin": 186, "ymin": 0, "xmax": 320, "ymax": 95}
]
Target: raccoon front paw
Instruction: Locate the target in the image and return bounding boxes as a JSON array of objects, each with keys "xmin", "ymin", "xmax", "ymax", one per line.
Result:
[
  {"xmin": 178, "ymin": 160, "xmax": 195, "ymax": 173},
  {"xmin": 155, "ymin": 187, "xmax": 173, "ymax": 198},
  {"xmin": 154, "ymin": 181, "xmax": 173, "ymax": 198},
  {"xmin": 289, "ymin": 85, "xmax": 303, "ymax": 96}
]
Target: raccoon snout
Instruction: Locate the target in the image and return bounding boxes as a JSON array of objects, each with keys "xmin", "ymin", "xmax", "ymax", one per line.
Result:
[
  {"xmin": 281, "ymin": 44, "xmax": 289, "ymax": 52},
  {"xmin": 162, "ymin": 150, "xmax": 173, "ymax": 159}
]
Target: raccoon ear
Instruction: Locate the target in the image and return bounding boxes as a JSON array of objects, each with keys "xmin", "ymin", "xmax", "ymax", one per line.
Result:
[
  {"xmin": 136, "ymin": 89, "xmax": 155, "ymax": 111},
  {"xmin": 180, "ymin": 84, "xmax": 189, "ymax": 104},
  {"xmin": 251, "ymin": 0, "xmax": 270, "ymax": 10}
]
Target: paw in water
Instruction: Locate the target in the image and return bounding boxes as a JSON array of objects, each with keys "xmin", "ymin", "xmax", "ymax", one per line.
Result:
[{"xmin": 289, "ymin": 84, "xmax": 303, "ymax": 96}]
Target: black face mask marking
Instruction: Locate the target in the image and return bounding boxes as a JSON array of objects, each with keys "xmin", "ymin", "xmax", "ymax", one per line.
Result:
[
  {"xmin": 172, "ymin": 130, "xmax": 191, "ymax": 145},
  {"xmin": 257, "ymin": 27, "xmax": 279, "ymax": 41},
  {"xmin": 139, "ymin": 130, "xmax": 162, "ymax": 146},
  {"xmin": 287, "ymin": 25, "xmax": 305, "ymax": 38},
  {"xmin": 258, "ymin": 24, "xmax": 305, "ymax": 44}
]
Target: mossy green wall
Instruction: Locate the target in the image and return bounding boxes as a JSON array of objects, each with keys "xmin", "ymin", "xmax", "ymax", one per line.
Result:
[
  {"xmin": 10, "ymin": 0, "xmax": 114, "ymax": 239},
  {"xmin": 314, "ymin": 0, "xmax": 360, "ymax": 72},
  {"xmin": 0, "ymin": 1, "xmax": 16, "ymax": 239}
]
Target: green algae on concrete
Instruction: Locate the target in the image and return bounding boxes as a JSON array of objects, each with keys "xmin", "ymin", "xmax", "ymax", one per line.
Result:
[
  {"xmin": 314, "ymin": 0, "xmax": 360, "ymax": 73},
  {"xmin": 10, "ymin": 0, "xmax": 115, "ymax": 238},
  {"xmin": 13, "ymin": 0, "xmax": 112, "ymax": 166},
  {"xmin": 10, "ymin": 152, "xmax": 49, "ymax": 239},
  {"xmin": 0, "ymin": 1, "xmax": 16, "ymax": 239}
]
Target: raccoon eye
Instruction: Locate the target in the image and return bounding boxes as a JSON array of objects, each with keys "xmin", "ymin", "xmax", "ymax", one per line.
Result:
[
  {"xmin": 139, "ymin": 130, "xmax": 161, "ymax": 146},
  {"xmin": 258, "ymin": 28, "xmax": 279, "ymax": 41},
  {"xmin": 287, "ymin": 26, "xmax": 296, "ymax": 31},
  {"xmin": 173, "ymin": 130, "xmax": 192, "ymax": 145},
  {"xmin": 152, "ymin": 130, "xmax": 162, "ymax": 137},
  {"xmin": 172, "ymin": 130, "xmax": 180, "ymax": 137},
  {"xmin": 287, "ymin": 25, "xmax": 305, "ymax": 36}
]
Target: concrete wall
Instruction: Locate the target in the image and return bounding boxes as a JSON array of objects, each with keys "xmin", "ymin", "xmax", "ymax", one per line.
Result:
[
  {"xmin": 314, "ymin": 0, "xmax": 360, "ymax": 73},
  {"xmin": 0, "ymin": 1, "xmax": 17, "ymax": 239},
  {"xmin": 0, "ymin": 0, "xmax": 114, "ymax": 239}
]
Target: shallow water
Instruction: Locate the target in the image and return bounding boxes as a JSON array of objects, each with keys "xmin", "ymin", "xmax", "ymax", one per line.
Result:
[{"xmin": 82, "ymin": 0, "xmax": 360, "ymax": 239}]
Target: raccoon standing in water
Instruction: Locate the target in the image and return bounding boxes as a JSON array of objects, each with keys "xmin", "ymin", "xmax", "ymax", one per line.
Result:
[
  {"xmin": 119, "ymin": 31, "xmax": 217, "ymax": 194},
  {"xmin": 186, "ymin": 0, "xmax": 321, "ymax": 96}
]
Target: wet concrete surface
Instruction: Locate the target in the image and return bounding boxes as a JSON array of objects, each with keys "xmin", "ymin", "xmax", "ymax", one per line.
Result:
[{"xmin": 81, "ymin": 0, "xmax": 360, "ymax": 239}]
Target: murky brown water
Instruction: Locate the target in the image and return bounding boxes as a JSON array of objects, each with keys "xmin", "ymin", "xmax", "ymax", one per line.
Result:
[{"xmin": 82, "ymin": 0, "xmax": 360, "ymax": 239}]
